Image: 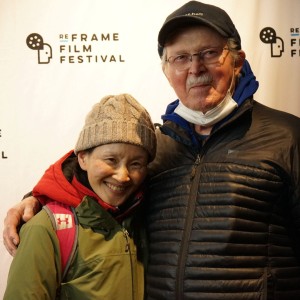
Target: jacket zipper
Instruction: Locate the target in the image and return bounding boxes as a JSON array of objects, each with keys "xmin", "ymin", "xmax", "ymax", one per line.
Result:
[
  {"xmin": 190, "ymin": 154, "xmax": 201, "ymax": 180},
  {"xmin": 123, "ymin": 228, "xmax": 130, "ymax": 252},
  {"xmin": 123, "ymin": 228, "xmax": 135, "ymax": 300},
  {"xmin": 176, "ymin": 153, "xmax": 202, "ymax": 299}
]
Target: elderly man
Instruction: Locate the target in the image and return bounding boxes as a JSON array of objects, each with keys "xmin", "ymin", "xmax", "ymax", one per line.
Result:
[{"xmin": 4, "ymin": 1, "xmax": 300, "ymax": 299}]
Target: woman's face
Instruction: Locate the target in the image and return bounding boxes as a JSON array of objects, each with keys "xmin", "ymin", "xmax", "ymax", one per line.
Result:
[{"xmin": 78, "ymin": 143, "xmax": 148, "ymax": 207}]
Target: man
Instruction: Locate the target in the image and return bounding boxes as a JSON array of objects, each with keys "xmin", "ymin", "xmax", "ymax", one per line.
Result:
[{"xmin": 4, "ymin": 1, "xmax": 300, "ymax": 299}]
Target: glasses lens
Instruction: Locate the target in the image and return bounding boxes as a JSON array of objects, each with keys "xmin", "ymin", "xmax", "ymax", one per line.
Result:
[{"xmin": 167, "ymin": 47, "xmax": 228, "ymax": 71}]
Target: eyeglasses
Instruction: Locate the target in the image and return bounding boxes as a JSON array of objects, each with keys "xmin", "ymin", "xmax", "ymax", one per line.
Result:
[{"xmin": 165, "ymin": 47, "xmax": 229, "ymax": 71}]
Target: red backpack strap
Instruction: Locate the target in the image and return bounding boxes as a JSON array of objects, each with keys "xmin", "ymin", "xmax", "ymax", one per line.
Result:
[{"xmin": 43, "ymin": 201, "xmax": 78, "ymax": 279}]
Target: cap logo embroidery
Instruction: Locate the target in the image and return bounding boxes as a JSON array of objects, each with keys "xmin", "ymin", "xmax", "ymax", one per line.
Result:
[
  {"xmin": 54, "ymin": 213, "xmax": 73, "ymax": 230},
  {"xmin": 184, "ymin": 13, "xmax": 204, "ymax": 17}
]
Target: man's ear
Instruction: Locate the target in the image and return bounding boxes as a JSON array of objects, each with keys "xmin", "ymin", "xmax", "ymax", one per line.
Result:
[
  {"xmin": 162, "ymin": 65, "xmax": 174, "ymax": 88},
  {"xmin": 77, "ymin": 151, "xmax": 88, "ymax": 171},
  {"xmin": 234, "ymin": 50, "xmax": 246, "ymax": 75}
]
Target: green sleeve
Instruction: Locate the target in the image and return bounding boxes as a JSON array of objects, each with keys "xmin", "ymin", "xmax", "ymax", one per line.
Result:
[{"xmin": 3, "ymin": 210, "xmax": 61, "ymax": 300}]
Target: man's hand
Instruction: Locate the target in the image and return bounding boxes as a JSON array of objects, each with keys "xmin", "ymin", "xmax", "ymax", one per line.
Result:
[{"xmin": 3, "ymin": 196, "xmax": 40, "ymax": 256}]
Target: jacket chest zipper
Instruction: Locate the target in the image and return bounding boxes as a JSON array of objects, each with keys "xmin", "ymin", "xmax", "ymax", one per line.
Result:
[
  {"xmin": 123, "ymin": 228, "xmax": 130, "ymax": 252},
  {"xmin": 122, "ymin": 228, "xmax": 135, "ymax": 300},
  {"xmin": 190, "ymin": 154, "xmax": 201, "ymax": 180},
  {"xmin": 176, "ymin": 153, "xmax": 202, "ymax": 299}
]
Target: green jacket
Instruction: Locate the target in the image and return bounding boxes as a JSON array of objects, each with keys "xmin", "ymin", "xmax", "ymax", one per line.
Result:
[
  {"xmin": 4, "ymin": 197, "xmax": 145, "ymax": 299},
  {"xmin": 4, "ymin": 151, "xmax": 146, "ymax": 300}
]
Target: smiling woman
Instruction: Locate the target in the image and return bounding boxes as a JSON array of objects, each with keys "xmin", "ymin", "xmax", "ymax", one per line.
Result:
[{"xmin": 3, "ymin": 93, "xmax": 156, "ymax": 300}]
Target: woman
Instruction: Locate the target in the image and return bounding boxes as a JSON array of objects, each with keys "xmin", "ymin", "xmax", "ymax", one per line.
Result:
[{"xmin": 4, "ymin": 93, "xmax": 156, "ymax": 300}]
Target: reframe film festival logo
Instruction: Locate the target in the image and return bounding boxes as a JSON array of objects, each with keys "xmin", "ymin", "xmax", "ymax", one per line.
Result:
[
  {"xmin": 260, "ymin": 26, "xmax": 300, "ymax": 58},
  {"xmin": 26, "ymin": 33, "xmax": 52, "ymax": 64},
  {"xmin": 26, "ymin": 32, "xmax": 125, "ymax": 64}
]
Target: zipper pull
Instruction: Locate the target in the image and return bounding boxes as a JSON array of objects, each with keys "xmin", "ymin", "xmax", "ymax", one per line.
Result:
[
  {"xmin": 190, "ymin": 154, "xmax": 201, "ymax": 180},
  {"xmin": 123, "ymin": 228, "xmax": 130, "ymax": 252}
]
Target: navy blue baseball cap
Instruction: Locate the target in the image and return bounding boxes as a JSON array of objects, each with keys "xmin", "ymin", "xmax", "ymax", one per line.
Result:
[{"xmin": 158, "ymin": 1, "xmax": 241, "ymax": 56}]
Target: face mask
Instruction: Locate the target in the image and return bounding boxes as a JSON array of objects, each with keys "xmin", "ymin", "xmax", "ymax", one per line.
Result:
[{"xmin": 174, "ymin": 90, "xmax": 238, "ymax": 127}]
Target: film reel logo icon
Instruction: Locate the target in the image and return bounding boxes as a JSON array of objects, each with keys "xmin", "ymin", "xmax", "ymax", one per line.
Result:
[
  {"xmin": 26, "ymin": 33, "xmax": 53, "ymax": 64},
  {"xmin": 260, "ymin": 27, "xmax": 284, "ymax": 57}
]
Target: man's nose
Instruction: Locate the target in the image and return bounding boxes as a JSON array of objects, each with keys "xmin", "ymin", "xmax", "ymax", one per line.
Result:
[{"xmin": 188, "ymin": 55, "xmax": 205, "ymax": 74}]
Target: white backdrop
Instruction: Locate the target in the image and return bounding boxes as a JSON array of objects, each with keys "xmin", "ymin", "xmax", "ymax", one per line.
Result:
[{"xmin": 1, "ymin": 0, "xmax": 299, "ymax": 297}]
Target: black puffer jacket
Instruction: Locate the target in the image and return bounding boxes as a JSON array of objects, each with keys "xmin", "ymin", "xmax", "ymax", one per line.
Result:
[{"xmin": 146, "ymin": 98, "xmax": 300, "ymax": 300}]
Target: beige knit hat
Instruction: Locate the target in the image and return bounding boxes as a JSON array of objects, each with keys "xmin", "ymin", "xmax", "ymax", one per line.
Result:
[{"xmin": 74, "ymin": 93, "xmax": 156, "ymax": 161}]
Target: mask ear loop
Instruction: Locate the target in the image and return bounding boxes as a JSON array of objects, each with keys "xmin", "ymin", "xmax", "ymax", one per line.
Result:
[{"xmin": 227, "ymin": 59, "xmax": 236, "ymax": 96}]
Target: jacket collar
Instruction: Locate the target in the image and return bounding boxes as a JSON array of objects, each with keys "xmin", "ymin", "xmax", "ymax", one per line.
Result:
[{"xmin": 75, "ymin": 196, "xmax": 120, "ymax": 232}]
